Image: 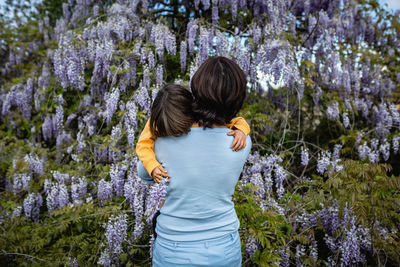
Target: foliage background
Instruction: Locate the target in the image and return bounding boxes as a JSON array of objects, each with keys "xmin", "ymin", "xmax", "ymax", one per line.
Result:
[{"xmin": 0, "ymin": 0, "xmax": 399, "ymax": 266}]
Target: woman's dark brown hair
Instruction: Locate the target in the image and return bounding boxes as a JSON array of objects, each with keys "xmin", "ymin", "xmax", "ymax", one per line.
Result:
[
  {"xmin": 190, "ymin": 56, "xmax": 247, "ymax": 128},
  {"xmin": 149, "ymin": 84, "xmax": 194, "ymax": 138}
]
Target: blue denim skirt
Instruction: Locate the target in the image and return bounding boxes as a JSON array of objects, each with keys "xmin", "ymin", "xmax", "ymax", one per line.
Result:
[{"xmin": 152, "ymin": 231, "xmax": 242, "ymax": 267}]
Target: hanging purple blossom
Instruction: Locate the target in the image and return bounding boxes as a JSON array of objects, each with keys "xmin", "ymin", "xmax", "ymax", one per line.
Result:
[
  {"xmin": 342, "ymin": 112, "xmax": 349, "ymax": 128},
  {"xmin": 145, "ymin": 178, "xmax": 168, "ymax": 223},
  {"xmin": 212, "ymin": 0, "xmax": 219, "ymax": 24},
  {"xmin": 133, "ymin": 181, "xmax": 147, "ymax": 239},
  {"xmin": 123, "ymin": 171, "xmax": 136, "ymax": 210},
  {"xmin": 98, "ymin": 179, "xmax": 113, "ymax": 206},
  {"xmin": 339, "ymin": 223, "xmax": 364, "ymax": 265},
  {"xmin": 199, "ymin": 26, "xmax": 209, "ymax": 64},
  {"xmin": 180, "ymin": 40, "xmax": 187, "ymax": 73},
  {"xmin": 332, "ymin": 144, "xmax": 342, "ymax": 160},
  {"xmin": 274, "ymin": 165, "xmax": 286, "ymax": 200},
  {"xmin": 244, "ymin": 235, "xmax": 260, "ymax": 261},
  {"xmin": 164, "ymin": 31, "xmax": 176, "ymax": 56},
  {"xmin": 42, "ymin": 115, "xmax": 54, "ymax": 141},
  {"xmin": 326, "ymin": 101, "xmax": 340, "ymax": 121},
  {"xmin": 358, "ymin": 142, "xmax": 370, "ymax": 161},
  {"xmin": 156, "ymin": 65, "xmax": 163, "ymax": 88},
  {"xmin": 201, "ymin": 0, "xmax": 210, "ymax": 10},
  {"xmin": 71, "ymin": 176, "xmax": 87, "ymax": 203},
  {"xmin": 279, "ymin": 247, "xmax": 290, "ymax": 267},
  {"xmin": 24, "ymin": 152, "xmax": 45, "ymax": 176},
  {"xmin": 23, "ymin": 192, "xmax": 43, "ymax": 222},
  {"xmin": 21, "ymin": 173, "xmax": 32, "ymax": 190},
  {"xmin": 103, "ymin": 87, "xmax": 120, "ymax": 125},
  {"xmin": 57, "ymin": 182, "xmax": 70, "ymax": 208},
  {"xmin": 12, "ymin": 205, "xmax": 23, "ymax": 218},
  {"xmin": 393, "ymin": 136, "xmax": 399, "ymax": 154},
  {"xmin": 55, "ymin": 104, "xmax": 64, "ymax": 136},
  {"xmin": 12, "ymin": 174, "xmax": 22, "ymax": 196},
  {"xmin": 187, "ymin": 21, "xmax": 198, "ymax": 55},
  {"xmin": 379, "ymin": 139, "xmax": 390, "ymax": 161},
  {"xmin": 110, "ymin": 163, "xmax": 128, "ymax": 197},
  {"xmin": 105, "ymin": 213, "xmax": 128, "ymax": 257},
  {"xmin": 317, "ymin": 151, "xmax": 331, "ymax": 174},
  {"xmin": 300, "ymin": 146, "xmax": 309, "ymax": 166},
  {"xmin": 147, "ymin": 50, "xmax": 155, "ymax": 69},
  {"xmin": 134, "ymin": 81, "xmax": 151, "ymax": 113},
  {"xmin": 153, "ymin": 25, "xmax": 164, "ymax": 60},
  {"xmin": 51, "ymin": 170, "xmax": 70, "ymax": 184}
]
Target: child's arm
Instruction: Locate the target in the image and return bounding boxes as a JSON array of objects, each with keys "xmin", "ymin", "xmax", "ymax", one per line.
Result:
[
  {"xmin": 136, "ymin": 119, "xmax": 170, "ymax": 183},
  {"xmin": 225, "ymin": 117, "xmax": 251, "ymax": 151},
  {"xmin": 226, "ymin": 116, "xmax": 250, "ymax": 135}
]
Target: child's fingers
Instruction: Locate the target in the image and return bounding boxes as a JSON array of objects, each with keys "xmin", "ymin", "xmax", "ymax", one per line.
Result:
[
  {"xmin": 159, "ymin": 166, "xmax": 171, "ymax": 178},
  {"xmin": 227, "ymin": 131, "xmax": 235, "ymax": 136},
  {"xmin": 233, "ymin": 138, "xmax": 242, "ymax": 150},
  {"xmin": 231, "ymin": 136, "xmax": 239, "ymax": 148},
  {"xmin": 238, "ymin": 140, "xmax": 246, "ymax": 150},
  {"xmin": 235, "ymin": 139, "xmax": 245, "ymax": 151},
  {"xmin": 152, "ymin": 170, "xmax": 162, "ymax": 183}
]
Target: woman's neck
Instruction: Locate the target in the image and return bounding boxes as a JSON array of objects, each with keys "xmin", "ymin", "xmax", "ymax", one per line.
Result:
[{"xmin": 191, "ymin": 122, "xmax": 227, "ymax": 128}]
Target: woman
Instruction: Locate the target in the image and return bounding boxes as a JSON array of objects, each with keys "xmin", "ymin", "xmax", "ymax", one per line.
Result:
[{"xmin": 138, "ymin": 57, "xmax": 251, "ymax": 266}]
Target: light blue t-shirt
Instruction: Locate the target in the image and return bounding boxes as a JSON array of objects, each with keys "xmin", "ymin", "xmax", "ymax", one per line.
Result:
[{"xmin": 137, "ymin": 127, "xmax": 252, "ymax": 241}]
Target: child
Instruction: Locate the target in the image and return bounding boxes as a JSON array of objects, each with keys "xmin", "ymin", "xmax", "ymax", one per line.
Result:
[{"xmin": 136, "ymin": 83, "xmax": 250, "ymax": 183}]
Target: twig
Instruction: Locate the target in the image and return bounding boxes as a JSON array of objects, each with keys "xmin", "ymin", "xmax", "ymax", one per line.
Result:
[{"xmin": 0, "ymin": 251, "xmax": 48, "ymax": 263}]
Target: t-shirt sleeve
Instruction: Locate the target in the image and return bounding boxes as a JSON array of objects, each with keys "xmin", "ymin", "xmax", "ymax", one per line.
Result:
[
  {"xmin": 136, "ymin": 119, "xmax": 161, "ymax": 176},
  {"xmin": 225, "ymin": 117, "xmax": 250, "ymax": 136}
]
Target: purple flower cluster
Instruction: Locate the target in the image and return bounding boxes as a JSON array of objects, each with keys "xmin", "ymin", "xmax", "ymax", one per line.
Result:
[
  {"xmin": 241, "ymin": 152, "xmax": 288, "ymax": 201},
  {"xmin": 1, "ymin": 83, "xmax": 33, "ymax": 120},
  {"xmin": 316, "ymin": 202, "xmax": 371, "ymax": 265},
  {"xmin": 300, "ymin": 146, "xmax": 309, "ymax": 166},
  {"xmin": 24, "ymin": 152, "xmax": 45, "ymax": 176},
  {"xmin": 98, "ymin": 179, "xmax": 113, "ymax": 207},
  {"xmin": 326, "ymin": 101, "xmax": 340, "ymax": 121},
  {"xmin": 103, "ymin": 87, "xmax": 120, "ymax": 125},
  {"xmin": 105, "ymin": 213, "xmax": 128, "ymax": 256},
  {"xmin": 110, "ymin": 163, "xmax": 128, "ymax": 197},
  {"xmin": 180, "ymin": 40, "xmax": 187, "ymax": 73},
  {"xmin": 317, "ymin": 148, "xmax": 343, "ymax": 177},
  {"xmin": 71, "ymin": 176, "xmax": 87, "ymax": 204},
  {"xmin": 46, "ymin": 181, "xmax": 70, "ymax": 211},
  {"xmin": 12, "ymin": 205, "xmax": 23, "ymax": 218},
  {"xmin": 134, "ymin": 81, "xmax": 151, "ymax": 113},
  {"xmin": 357, "ymin": 137, "xmax": 393, "ymax": 163},
  {"xmin": 244, "ymin": 235, "xmax": 260, "ymax": 261},
  {"xmin": 23, "ymin": 192, "xmax": 43, "ymax": 222},
  {"xmin": 145, "ymin": 178, "xmax": 168, "ymax": 223}
]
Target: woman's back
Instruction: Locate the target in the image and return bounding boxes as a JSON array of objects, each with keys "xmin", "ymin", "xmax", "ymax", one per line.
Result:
[{"xmin": 153, "ymin": 127, "xmax": 251, "ymax": 241}]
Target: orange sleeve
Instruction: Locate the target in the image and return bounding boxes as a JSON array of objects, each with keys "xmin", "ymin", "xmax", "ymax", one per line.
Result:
[
  {"xmin": 136, "ymin": 119, "xmax": 161, "ymax": 176},
  {"xmin": 225, "ymin": 117, "xmax": 250, "ymax": 135}
]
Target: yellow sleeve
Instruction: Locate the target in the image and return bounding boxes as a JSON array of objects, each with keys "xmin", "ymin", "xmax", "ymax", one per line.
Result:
[
  {"xmin": 136, "ymin": 119, "xmax": 161, "ymax": 176},
  {"xmin": 225, "ymin": 117, "xmax": 250, "ymax": 136}
]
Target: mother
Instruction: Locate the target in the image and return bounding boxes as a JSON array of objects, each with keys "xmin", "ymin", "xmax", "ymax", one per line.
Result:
[{"xmin": 138, "ymin": 56, "xmax": 251, "ymax": 266}]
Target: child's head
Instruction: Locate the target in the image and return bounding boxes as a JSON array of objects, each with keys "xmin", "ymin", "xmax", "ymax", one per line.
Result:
[
  {"xmin": 190, "ymin": 56, "xmax": 247, "ymax": 128},
  {"xmin": 150, "ymin": 84, "xmax": 194, "ymax": 138}
]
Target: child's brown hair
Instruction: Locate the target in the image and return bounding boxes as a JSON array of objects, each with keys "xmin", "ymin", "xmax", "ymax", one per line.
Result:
[{"xmin": 149, "ymin": 84, "xmax": 194, "ymax": 138}]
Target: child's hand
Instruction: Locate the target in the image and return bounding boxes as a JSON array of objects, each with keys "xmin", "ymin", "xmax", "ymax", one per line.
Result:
[
  {"xmin": 151, "ymin": 165, "xmax": 171, "ymax": 183},
  {"xmin": 227, "ymin": 130, "xmax": 247, "ymax": 151}
]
